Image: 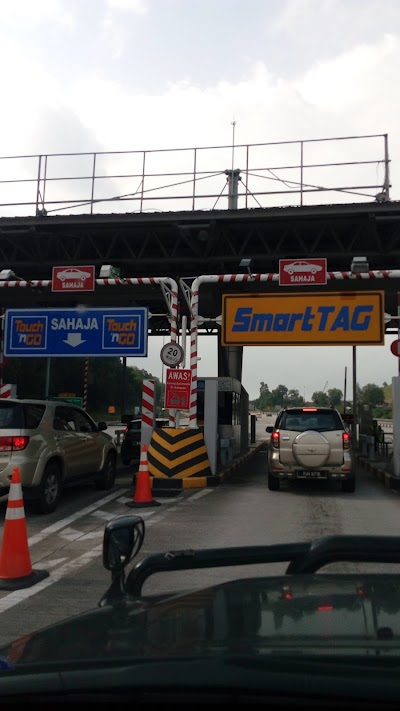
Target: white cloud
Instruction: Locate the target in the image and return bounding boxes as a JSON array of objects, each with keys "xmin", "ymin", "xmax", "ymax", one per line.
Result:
[{"xmin": 106, "ymin": 0, "xmax": 148, "ymax": 14}]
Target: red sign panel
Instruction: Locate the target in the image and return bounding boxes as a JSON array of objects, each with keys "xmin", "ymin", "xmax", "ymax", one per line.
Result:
[
  {"xmin": 52, "ymin": 265, "xmax": 95, "ymax": 292},
  {"xmin": 165, "ymin": 368, "xmax": 192, "ymax": 410},
  {"xmin": 279, "ymin": 258, "xmax": 327, "ymax": 286},
  {"xmin": 390, "ymin": 339, "xmax": 400, "ymax": 357}
]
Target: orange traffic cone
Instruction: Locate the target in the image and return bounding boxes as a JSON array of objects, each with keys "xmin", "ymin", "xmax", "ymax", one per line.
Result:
[
  {"xmin": 0, "ymin": 467, "xmax": 49, "ymax": 590},
  {"xmin": 126, "ymin": 444, "xmax": 161, "ymax": 508}
]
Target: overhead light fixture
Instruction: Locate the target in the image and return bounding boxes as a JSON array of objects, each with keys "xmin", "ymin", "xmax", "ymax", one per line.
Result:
[
  {"xmin": 239, "ymin": 258, "xmax": 253, "ymax": 276},
  {"xmin": 350, "ymin": 256, "xmax": 369, "ymax": 274},
  {"xmin": 99, "ymin": 264, "xmax": 121, "ymax": 279},
  {"xmin": 0, "ymin": 269, "xmax": 26, "ymax": 281}
]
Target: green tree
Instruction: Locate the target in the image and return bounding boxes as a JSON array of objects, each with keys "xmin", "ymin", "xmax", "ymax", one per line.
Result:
[
  {"xmin": 312, "ymin": 390, "xmax": 329, "ymax": 406},
  {"xmin": 271, "ymin": 384, "xmax": 289, "ymax": 407},
  {"xmin": 327, "ymin": 387, "xmax": 342, "ymax": 407},
  {"xmin": 359, "ymin": 383, "xmax": 385, "ymax": 409},
  {"xmin": 286, "ymin": 388, "xmax": 304, "ymax": 406}
]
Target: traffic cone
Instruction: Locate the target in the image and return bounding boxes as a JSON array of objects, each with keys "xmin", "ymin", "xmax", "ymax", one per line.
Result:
[
  {"xmin": 126, "ymin": 444, "xmax": 161, "ymax": 508},
  {"xmin": 0, "ymin": 467, "xmax": 49, "ymax": 590}
]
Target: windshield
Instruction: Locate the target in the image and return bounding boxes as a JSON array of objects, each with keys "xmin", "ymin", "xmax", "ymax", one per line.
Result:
[{"xmin": 0, "ymin": 0, "xmax": 399, "ymax": 703}]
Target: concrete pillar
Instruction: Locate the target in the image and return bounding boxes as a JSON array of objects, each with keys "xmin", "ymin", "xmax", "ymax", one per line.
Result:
[{"xmin": 392, "ymin": 376, "xmax": 400, "ymax": 476}]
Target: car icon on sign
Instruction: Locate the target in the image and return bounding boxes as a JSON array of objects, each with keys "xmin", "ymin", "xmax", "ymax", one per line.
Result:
[
  {"xmin": 57, "ymin": 268, "xmax": 91, "ymax": 282},
  {"xmin": 283, "ymin": 261, "xmax": 323, "ymax": 275}
]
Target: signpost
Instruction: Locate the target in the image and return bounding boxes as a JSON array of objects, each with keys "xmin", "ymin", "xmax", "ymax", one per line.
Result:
[
  {"xmin": 160, "ymin": 341, "xmax": 184, "ymax": 367},
  {"xmin": 165, "ymin": 369, "xmax": 191, "ymax": 410},
  {"xmin": 279, "ymin": 258, "xmax": 327, "ymax": 286},
  {"xmin": 52, "ymin": 265, "xmax": 95, "ymax": 292},
  {"xmin": 4, "ymin": 307, "xmax": 148, "ymax": 357}
]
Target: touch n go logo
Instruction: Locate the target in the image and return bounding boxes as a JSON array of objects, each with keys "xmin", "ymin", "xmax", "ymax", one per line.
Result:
[{"xmin": 222, "ymin": 292, "xmax": 385, "ymax": 346}]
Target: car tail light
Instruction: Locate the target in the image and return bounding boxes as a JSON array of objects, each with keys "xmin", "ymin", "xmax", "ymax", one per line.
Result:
[
  {"xmin": 272, "ymin": 431, "xmax": 280, "ymax": 449},
  {"xmin": 342, "ymin": 431, "xmax": 351, "ymax": 450},
  {"xmin": 124, "ymin": 427, "xmax": 128, "ymax": 434},
  {"xmin": 0, "ymin": 436, "xmax": 29, "ymax": 452},
  {"xmin": 302, "ymin": 408, "xmax": 317, "ymax": 412},
  {"xmin": 317, "ymin": 604, "xmax": 333, "ymax": 612}
]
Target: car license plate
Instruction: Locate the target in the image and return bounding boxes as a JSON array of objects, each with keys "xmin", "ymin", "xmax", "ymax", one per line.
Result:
[{"xmin": 297, "ymin": 471, "xmax": 327, "ymax": 479}]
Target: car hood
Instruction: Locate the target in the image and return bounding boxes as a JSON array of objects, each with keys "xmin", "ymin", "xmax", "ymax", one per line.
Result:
[{"xmin": 2, "ymin": 574, "xmax": 400, "ymax": 667}]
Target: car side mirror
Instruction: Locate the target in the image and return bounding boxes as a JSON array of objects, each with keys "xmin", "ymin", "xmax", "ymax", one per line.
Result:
[
  {"xmin": 103, "ymin": 515, "xmax": 145, "ymax": 574},
  {"xmin": 97, "ymin": 421, "xmax": 107, "ymax": 431},
  {"xmin": 266, "ymin": 426, "xmax": 273, "ymax": 433}
]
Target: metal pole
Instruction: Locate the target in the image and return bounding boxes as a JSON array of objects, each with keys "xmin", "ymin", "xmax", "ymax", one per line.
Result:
[
  {"xmin": 352, "ymin": 346, "xmax": 357, "ymax": 448},
  {"xmin": 83, "ymin": 358, "xmax": 89, "ymax": 409},
  {"xmin": 300, "ymin": 141, "xmax": 304, "ymax": 206},
  {"xmin": 226, "ymin": 168, "xmax": 241, "ymax": 209},
  {"xmin": 90, "ymin": 153, "xmax": 97, "ymax": 215},
  {"xmin": 343, "ymin": 365, "xmax": 347, "ymax": 415},
  {"xmin": 181, "ymin": 315, "xmax": 187, "ymax": 367},
  {"xmin": 384, "ymin": 133, "xmax": 390, "ymax": 200}
]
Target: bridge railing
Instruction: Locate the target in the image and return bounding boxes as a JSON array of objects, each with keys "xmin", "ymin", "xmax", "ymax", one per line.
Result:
[{"xmin": 0, "ymin": 133, "xmax": 390, "ymax": 217}]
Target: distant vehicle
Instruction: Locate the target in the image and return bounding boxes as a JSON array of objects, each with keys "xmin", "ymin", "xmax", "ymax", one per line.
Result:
[
  {"xmin": 56, "ymin": 268, "xmax": 92, "ymax": 282},
  {"xmin": 283, "ymin": 261, "xmax": 323, "ymax": 275},
  {"xmin": 265, "ymin": 406, "xmax": 354, "ymax": 493},
  {"xmin": 0, "ymin": 398, "xmax": 117, "ymax": 514},
  {"xmin": 121, "ymin": 418, "xmax": 170, "ymax": 465}
]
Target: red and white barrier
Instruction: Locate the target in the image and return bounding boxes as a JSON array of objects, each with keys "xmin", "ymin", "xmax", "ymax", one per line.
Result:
[
  {"xmin": 0, "ymin": 384, "xmax": 16, "ymax": 398},
  {"xmin": 141, "ymin": 379, "xmax": 155, "ymax": 449}
]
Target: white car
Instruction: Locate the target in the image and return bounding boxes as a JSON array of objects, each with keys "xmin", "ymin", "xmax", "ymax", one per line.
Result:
[
  {"xmin": 283, "ymin": 261, "xmax": 323, "ymax": 275},
  {"xmin": 57, "ymin": 268, "xmax": 92, "ymax": 282}
]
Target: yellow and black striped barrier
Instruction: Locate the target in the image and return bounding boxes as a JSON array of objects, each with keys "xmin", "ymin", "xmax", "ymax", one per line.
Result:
[{"xmin": 148, "ymin": 427, "xmax": 212, "ymax": 491}]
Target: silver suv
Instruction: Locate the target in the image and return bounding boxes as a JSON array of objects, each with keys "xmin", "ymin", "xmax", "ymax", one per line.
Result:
[
  {"xmin": 0, "ymin": 398, "xmax": 118, "ymax": 514},
  {"xmin": 266, "ymin": 406, "xmax": 354, "ymax": 493}
]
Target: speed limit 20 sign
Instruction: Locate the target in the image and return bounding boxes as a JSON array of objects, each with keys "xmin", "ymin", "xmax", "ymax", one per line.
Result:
[{"xmin": 160, "ymin": 341, "xmax": 184, "ymax": 366}]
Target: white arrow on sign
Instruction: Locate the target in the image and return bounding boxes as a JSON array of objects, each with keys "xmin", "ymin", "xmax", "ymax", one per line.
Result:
[{"xmin": 63, "ymin": 333, "xmax": 86, "ymax": 347}]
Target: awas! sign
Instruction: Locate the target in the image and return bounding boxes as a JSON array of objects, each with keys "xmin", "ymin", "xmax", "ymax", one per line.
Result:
[
  {"xmin": 222, "ymin": 292, "xmax": 384, "ymax": 346},
  {"xmin": 165, "ymin": 369, "xmax": 192, "ymax": 410}
]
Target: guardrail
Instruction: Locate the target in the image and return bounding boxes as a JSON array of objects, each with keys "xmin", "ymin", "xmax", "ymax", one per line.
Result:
[{"xmin": 0, "ymin": 133, "xmax": 389, "ymax": 217}]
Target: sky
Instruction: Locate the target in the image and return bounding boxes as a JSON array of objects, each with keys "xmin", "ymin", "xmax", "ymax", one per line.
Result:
[{"xmin": 1, "ymin": 0, "xmax": 400, "ymax": 400}]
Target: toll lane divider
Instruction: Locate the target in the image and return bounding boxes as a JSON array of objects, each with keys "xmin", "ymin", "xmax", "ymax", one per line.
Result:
[
  {"xmin": 147, "ymin": 428, "xmax": 267, "ymax": 492},
  {"xmin": 356, "ymin": 454, "xmax": 400, "ymax": 490},
  {"xmin": 148, "ymin": 428, "xmax": 212, "ymax": 492}
]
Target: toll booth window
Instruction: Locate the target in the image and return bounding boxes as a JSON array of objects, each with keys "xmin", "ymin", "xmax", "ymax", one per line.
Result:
[
  {"xmin": 218, "ymin": 392, "xmax": 232, "ymax": 425},
  {"xmin": 197, "ymin": 390, "xmax": 205, "ymax": 426},
  {"xmin": 233, "ymin": 393, "xmax": 241, "ymax": 425}
]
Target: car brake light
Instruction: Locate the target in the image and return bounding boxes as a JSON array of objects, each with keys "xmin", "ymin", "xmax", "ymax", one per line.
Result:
[
  {"xmin": 272, "ymin": 431, "xmax": 280, "ymax": 449},
  {"xmin": 302, "ymin": 408, "xmax": 317, "ymax": 412},
  {"xmin": 317, "ymin": 605, "xmax": 333, "ymax": 611},
  {"xmin": 124, "ymin": 427, "xmax": 128, "ymax": 434},
  {"xmin": 343, "ymin": 431, "xmax": 351, "ymax": 450},
  {"xmin": 0, "ymin": 436, "xmax": 29, "ymax": 452},
  {"xmin": 284, "ymin": 591, "xmax": 292, "ymax": 600}
]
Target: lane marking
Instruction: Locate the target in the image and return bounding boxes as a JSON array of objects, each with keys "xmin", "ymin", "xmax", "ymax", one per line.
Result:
[
  {"xmin": 186, "ymin": 490, "xmax": 213, "ymax": 501},
  {"xmin": 0, "ymin": 545, "xmax": 104, "ymax": 613},
  {"xmin": 0, "ymin": 487, "xmax": 216, "ymax": 614},
  {"xmin": 28, "ymin": 488, "xmax": 129, "ymax": 546},
  {"xmin": 91, "ymin": 510, "xmax": 116, "ymax": 521}
]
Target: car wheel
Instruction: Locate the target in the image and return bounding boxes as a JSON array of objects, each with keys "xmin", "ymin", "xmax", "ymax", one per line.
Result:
[
  {"xmin": 268, "ymin": 473, "xmax": 280, "ymax": 491},
  {"xmin": 34, "ymin": 462, "xmax": 62, "ymax": 514},
  {"xmin": 342, "ymin": 475, "xmax": 355, "ymax": 493},
  {"xmin": 122, "ymin": 458, "xmax": 131, "ymax": 466},
  {"xmin": 95, "ymin": 452, "xmax": 117, "ymax": 490}
]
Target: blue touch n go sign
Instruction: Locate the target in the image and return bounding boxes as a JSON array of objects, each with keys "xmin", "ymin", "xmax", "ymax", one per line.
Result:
[{"xmin": 4, "ymin": 307, "xmax": 149, "ymax": 357}]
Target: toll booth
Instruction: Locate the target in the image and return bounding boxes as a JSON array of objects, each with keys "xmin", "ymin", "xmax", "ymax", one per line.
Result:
[{"xmin": 197, "ymin": 377, "xmax": 249, "ymax": 475}]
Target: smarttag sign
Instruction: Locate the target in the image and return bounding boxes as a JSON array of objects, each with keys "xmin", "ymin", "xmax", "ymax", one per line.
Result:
[
  {"xmin": 4, "ymin": 307, "xmax": 148, "ymax": 357},
  {"xmin": 222, "ymin": 292, "xmax": 384, "ymax": 346},
  {"xmin": 165, "ymin": 369, "xmax": 192, "ymax": 409}
]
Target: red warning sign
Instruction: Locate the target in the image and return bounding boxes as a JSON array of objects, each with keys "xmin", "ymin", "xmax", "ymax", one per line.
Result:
[{"xmin": 165, "ymin": 369, "xmax": 192, "ymax": 409}]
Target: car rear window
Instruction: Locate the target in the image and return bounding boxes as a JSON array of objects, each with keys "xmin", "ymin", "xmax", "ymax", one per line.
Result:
[
  {"xmin": 0, "ymin": 402, "xmax": 45, "ymax": 429},
  {"xmin": 280, "ymin": 410, "xmax": 343, "ymax": 432}
]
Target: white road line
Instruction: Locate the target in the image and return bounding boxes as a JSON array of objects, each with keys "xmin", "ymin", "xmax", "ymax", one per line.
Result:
[
  {"xmin": 0, "ymin": 545, "xmax": 104, "ymax": 613},
  {"xmin": 28, "ymin": 489, "xmax": 129, "ymax": 546},
  {"xmin": 59, "ymin": 527, "xmax": 85, "ymax": 541},
  {"xmin": 91, "ymin": 510, "xmax": 117, "ymax": 521},
  {"xmin": 41, "ymin": 557, "xmax": 68, "ymax": 568},
  {"xmin": 186, "ymin": 490, "xmax": 213, "ymax": 501},
  {"xmin": 0, "ymin": 486, "xmax": 214, "ymax": 614}
]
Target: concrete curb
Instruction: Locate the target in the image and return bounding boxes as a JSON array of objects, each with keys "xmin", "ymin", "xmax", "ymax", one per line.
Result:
[
  {"xmin": 356, "ymin": 455, "xmax": 400, "ymax": 490},
  {"xmin": 216, "ymin": 440, "xmax": 268, "ymax": 484}
]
